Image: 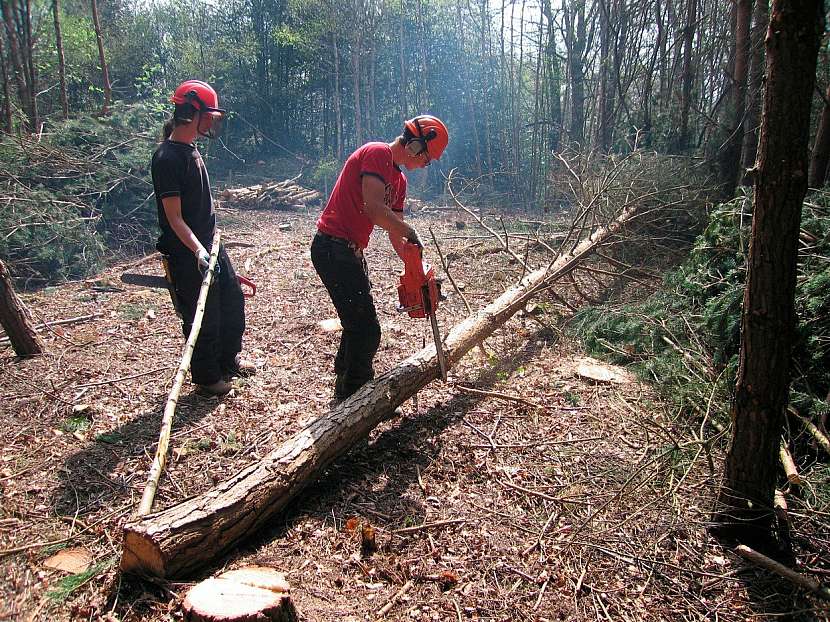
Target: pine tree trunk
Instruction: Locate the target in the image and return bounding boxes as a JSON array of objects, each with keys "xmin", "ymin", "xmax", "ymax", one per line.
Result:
[
  {"xmin": 0, "ymin": 259, "xmax": 45, "ymax": 358},
  {"xmin": 714, "ymin": 0, "xmax": 823, "ymax": 548},
  {"xmin": 809, "ymin": 84, "xmax": 830, "ymax": 188},
  {"xmin": 567, "ymin": 0, "xmax": 586, "ymax": 147},
  {"xmin": 740, "ymin": 0, "xmax": 768, "ymax": 182},
  {"xmin": 1, "ymin": 0, "xmax": 34, "ymax": 130},
  {"xmin": 0, "ymin": 36, "xmax": 12, "ymax": 133},
  {"xmin": 678, "ymin": 0, "xmax": 698, "ymax": 151},
  {"xmin": 90, "ymin": 0, "xmax": 111, "ymax": 115},
  {"xmin": 718, "ymin": 0, "xmax": 751, "ymax": 198},
  {"xmin": 53, "ymin": 0, "xmax": 69, "ymax": 119},
  {"xmin": 333, "ymin": 34, "xmax": 342, "ymax": 160}
]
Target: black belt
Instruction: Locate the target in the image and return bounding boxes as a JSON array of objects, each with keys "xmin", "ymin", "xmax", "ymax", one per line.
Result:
[{"xmin": 316, "ymin": 231, "xmax": 364, "ymax": 257}]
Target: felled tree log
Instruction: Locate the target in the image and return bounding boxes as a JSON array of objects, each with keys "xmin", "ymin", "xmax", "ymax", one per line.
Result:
[
  {"xmin": 0, "ymin": 258, "xmax": 45, "ymax": 357},
  {"xmin": 121, "ymin": 204, "xmax": 641, "ymax": 578}
]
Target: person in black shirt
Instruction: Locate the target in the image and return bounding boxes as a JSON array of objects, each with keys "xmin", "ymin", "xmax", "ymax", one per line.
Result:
[{"xmin": 151, "ymin": 79, "xmax": 254, "ymax": 395}]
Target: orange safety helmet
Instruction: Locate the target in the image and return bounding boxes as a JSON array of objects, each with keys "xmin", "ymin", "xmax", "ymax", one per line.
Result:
[
  {"xmin": 403, "ymin": 115, "xmax": 449, "ymax": 161},
  {"xmin": 171, "ymin": 80, "xmax": 226, "ymax": 120}
]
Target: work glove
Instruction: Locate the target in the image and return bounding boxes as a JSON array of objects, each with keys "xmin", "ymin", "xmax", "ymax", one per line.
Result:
[
  {"xmin": 195, "ymin": 247, "xmax": 211, "ymax": 275},
  {"xmin": 406, "ymin": 228, "xmax": 423, "ymax": 249}
]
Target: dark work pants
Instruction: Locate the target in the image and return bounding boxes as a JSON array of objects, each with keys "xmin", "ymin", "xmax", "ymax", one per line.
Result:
[
  {"xmin": 167, "ymin": 245, "xmax": 245, "ymax": 385},
  {"xmin": 311, "ymin": 232, "xmax": 381, "ymax": 398}
]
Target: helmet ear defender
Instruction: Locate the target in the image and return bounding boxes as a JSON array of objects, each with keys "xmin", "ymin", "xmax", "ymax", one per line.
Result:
[{"xmin": 404, "ymin": 118, "xmax": 438, "ymax": 157}]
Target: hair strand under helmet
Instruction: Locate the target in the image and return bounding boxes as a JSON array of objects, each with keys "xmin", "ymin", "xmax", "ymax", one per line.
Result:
[{"xmin": 403, "ymin": 115, "xmax": 449, "ymax": 161}]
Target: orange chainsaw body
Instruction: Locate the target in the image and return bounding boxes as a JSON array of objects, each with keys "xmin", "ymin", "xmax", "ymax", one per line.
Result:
[{"xmin": 397, "ymin": 242, "xmax": 440, "ymax": 318}]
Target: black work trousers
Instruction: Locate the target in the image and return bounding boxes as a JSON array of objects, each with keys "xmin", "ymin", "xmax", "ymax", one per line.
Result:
[
  {"xmin": 167, "ymin": 245, "xmax": 245, "ymax": 386},
  {"xmin": 311, "ymin": 232, "xmax": 381, "ymax": 398}
]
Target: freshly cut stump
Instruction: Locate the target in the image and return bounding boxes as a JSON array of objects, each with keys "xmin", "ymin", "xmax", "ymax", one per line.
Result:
[{"xmin": 182, "ymin": 566, "xmax": 297, "ymax": 622}]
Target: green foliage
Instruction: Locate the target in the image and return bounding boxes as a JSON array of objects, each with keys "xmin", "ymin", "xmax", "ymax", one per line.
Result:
[
  {"xmin": 0, "ymin": 103, "xmax": 162, "ymax": 284},
  {"xmin": 573, "ymin": 190, "xmax": 830, "ymax": 427},
  {"xmin": 46, "ymin": 558, "xmax": 114, "ymax": 603}
]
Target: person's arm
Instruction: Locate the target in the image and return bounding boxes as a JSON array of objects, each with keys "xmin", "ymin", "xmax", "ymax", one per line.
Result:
[
  {"xmin": 362, "ymin": 175, "xmax": 420, "ymax": 249},
  {"xmin": 388, "ymin": 210, "xmax": 410, "ymax": 260},
  {"xmin": 161, "ymin": 196, "xmax": 210, "ymax": 270},
  {"xmin": 162, "ymin": 196, "xmax": 204, "ymax": 254}
]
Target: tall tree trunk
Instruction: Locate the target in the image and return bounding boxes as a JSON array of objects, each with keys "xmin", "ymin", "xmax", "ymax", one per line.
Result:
[
  {"xmin": 351, "ymin": 41, "xmax": 362, "ymax": 146},
  {"xmin": 678, "ymin": 0, "xmax": 698, "ymax": 151},
  {"xmin": 0, "ymin": 259, "xmax": 45, "ymax": 357},
  {"xmin": 1, "ymin": 0, "xmax": 34, "ymax": 130},
  {"xmin": 718, "ymin": 0, "xmax": 751, "ymax": 198},
  {"xmin": 52, "ymin": 0, "xmax": 69, "ymax": 119},
  {"xmin": 90, "ymin": 0, "xmax": 111, "ymax": 115},
  {"xmin": 597, "ymin": 0, "xmax": 612, "ymax": 152},
  {"xmin": 0, "ymin": 36, "xmax": 12, "ymax": 133},
  {"xmin": 809, "ymin": 85, "xmax": 830, "ymax": 188},
  {"xmin": 566, "ymin": 0, "xmax": 586, "ymax": 147},
  {"xmin": 457, "ymin": 0, "xmax": 482, "ymax": 176},
  {"xmin": 333, "ymin": 34, "xmax": 342, "ymax": 160},
  {"xmin": 740, "ymin": 0, "xmax": 769, "ymax": 183},
  {"xmin": 713, "ymin": 0, "xmax": 823, "ymax": 548}
]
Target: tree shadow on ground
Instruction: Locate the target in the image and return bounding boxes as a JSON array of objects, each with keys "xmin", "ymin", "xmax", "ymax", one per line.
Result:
[
  {"xmin": 54, "ymin": 391, "xmax": 222, "ymax": 518},
  {"xmin": 736, "ymin": 568, "xmax": 827, "ymax": 621},
  {"xmin": 231, "ymin": 326, "xmax": 560, "ymax": 566}
]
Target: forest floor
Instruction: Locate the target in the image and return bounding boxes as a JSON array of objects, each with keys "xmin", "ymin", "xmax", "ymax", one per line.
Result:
[{"xmin": 0, "ymin": 200, "xmax": 828, "ymax": 621}]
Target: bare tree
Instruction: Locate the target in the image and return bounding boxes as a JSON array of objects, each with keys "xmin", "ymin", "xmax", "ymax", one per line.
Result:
[
  {"xmin": 714, "ymin": 0, "xmax": 823, "ymax": 547},
  {"xmin": 809, "ymin": 85, "xmax": 830, "ymax": 188},
  {"xmin": 90, "ymin": 0, "xmax": 111, "ymax": 115}
]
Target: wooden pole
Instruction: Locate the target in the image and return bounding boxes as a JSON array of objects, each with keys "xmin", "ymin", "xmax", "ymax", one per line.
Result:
[
  {"xmin": 121, "ymin": 205, "xmax": 641, "ymax": 577},
  {"xmin": 137, "ymin": 233, "xmax": 222, "ymax": 517}
]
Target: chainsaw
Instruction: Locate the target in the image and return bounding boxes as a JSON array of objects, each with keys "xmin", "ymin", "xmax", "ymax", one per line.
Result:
[
  {"xmin": 120, "ymin": 267, "xmax": 256, "ymax": 318},
  {"xmin": 397, "ymin": 242, "xmax": 448, "ymax": 381}
]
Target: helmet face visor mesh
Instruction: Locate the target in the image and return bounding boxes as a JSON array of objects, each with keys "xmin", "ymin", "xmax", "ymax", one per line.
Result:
[{"xmin": 197, "ymin": 111, "xmax": 224, "ymax": 139}]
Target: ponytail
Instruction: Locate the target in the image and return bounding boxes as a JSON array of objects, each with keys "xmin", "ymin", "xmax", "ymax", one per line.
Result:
[{"xmin": 162, "ymin": 117, "xmax": 175, "ymax": 140}]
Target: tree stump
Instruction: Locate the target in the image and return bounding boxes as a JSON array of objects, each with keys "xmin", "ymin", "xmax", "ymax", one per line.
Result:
[
  {"xmin": 0, "ymin": 258, "xmax": 45, "ymax": 357},
  {"xmin": 182, "ymin": 566, "xmax": 297, "ymax": 622}
]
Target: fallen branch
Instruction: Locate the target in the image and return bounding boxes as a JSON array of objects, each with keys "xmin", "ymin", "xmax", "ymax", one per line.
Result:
[
  {"xmin": 392, "ymin": 518, "xmax": 466, "ymax": 536},
  {"xmin": 734, "ymin": 544, "xmax": 830, "ymax": 600},
  {"xmin": 0, "ymin": 312, "xmax": 102, "ymax": 345},
  {"xmin": 376, "ymin": 580, "xmax": 413, "ymax": 618}
]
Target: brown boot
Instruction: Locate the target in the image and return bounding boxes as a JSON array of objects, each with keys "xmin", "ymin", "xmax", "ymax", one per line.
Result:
[
  {"xmin": 225, "ymin": 354, "xmax": 257, "ymax": 379},
  {"xmin": 196, "ymin": 379, "xmax": 234, "ymax": 396}
]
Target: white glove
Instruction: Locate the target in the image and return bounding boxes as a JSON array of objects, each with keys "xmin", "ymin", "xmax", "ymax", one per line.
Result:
[{"xmin": 196, "ymin": 248, "xmax": 211, "ymax": 274}]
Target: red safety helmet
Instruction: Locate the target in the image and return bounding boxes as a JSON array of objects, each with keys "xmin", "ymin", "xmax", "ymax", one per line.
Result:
[
  {"xmin": 403, "ymin": 115, "xmax": 449, "ymax": 162},
  {"xmin": 171, "ymin": 80, "xmax": 226, "ymax": 117}
]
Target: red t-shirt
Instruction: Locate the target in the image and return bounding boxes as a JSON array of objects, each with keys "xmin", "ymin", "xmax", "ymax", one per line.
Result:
[{"xmin": 317, "ymin": 142, "xmax": 407, "ymax": 249}]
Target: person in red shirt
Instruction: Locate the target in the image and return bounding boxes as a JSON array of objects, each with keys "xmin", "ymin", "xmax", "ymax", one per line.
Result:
[{"xmin": 312, "ymin": 115, "xmax": 449, "ymax": 401}]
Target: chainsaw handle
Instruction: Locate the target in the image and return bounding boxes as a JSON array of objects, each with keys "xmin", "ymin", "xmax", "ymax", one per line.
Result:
[{"xmin": 238, "ymin": 275, "xmax": 256, "ymax": 298}]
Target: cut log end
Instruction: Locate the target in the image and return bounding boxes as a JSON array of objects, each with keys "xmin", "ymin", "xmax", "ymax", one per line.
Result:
[
  {"xmin": 121, "ymin": 528, "xmax": 166, "ymax": 577},
  {"xmin": 182, "ymin": 567, "xmax": 297, "ymax": 622}
]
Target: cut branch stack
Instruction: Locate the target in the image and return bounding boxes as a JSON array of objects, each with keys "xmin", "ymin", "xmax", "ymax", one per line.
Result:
[{"xmin": 219, "ymin": 177, "xmax": 321, "ymax": 210}]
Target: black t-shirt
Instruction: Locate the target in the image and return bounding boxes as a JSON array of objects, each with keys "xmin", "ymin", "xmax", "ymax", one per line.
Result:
[{"xmin": 151, "ymin": 140, "xmax": 216, "ymax": 257}]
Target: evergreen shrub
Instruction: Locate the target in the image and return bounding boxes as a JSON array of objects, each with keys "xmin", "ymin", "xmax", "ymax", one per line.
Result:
[{"xmin": 572, "ymin": 189, "xmax": 830, "ymax": 427}]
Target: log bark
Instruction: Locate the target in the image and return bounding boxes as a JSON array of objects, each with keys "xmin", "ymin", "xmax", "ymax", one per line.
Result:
[
  {"xmin": 0, "ymin": 259, "xmax": 45, "ymax": 357},
  {"xmin": 121, "ymin": 204, "xmax": 642, "ymax": 578}
]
